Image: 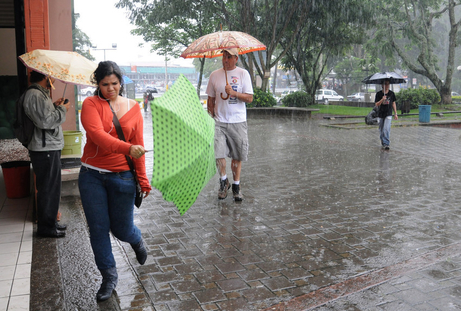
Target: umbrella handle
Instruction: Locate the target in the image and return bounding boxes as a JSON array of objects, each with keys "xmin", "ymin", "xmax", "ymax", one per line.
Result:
[
  {"xmin": 220, "ymin": 67, "xmax": 230, "ymax": 100},
  {"xmin": 62, "ymin": 84, "xmax": 67, "ymax": 98}
]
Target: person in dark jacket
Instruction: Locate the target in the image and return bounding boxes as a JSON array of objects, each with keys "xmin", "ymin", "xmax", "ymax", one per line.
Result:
[
  {"xmin": 375, "ymin": 79, "xmax": 398, "ymax": 150},
  {"xmin": 24, "ymin": 71, "xmax": 70, "ymax": 237}
]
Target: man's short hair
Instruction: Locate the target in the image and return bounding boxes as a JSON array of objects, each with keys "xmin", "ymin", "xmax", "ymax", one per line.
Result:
[{"xmin": 30, "ymin": 71, "xmax": 46, "ymax": 83}]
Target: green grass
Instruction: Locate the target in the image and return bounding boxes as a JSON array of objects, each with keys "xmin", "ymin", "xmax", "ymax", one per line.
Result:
[
  {"xmin": 310, "ymin": 104, "xmax": 372, "ymax": 116},
  {"xmin": 308, "ymin": 103, "xmax": 461, "ymax": 119}
]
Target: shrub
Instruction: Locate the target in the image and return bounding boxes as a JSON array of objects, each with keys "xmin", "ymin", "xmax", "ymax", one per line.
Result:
[
  {"xmin": 247, "ymin": 88, "xmax": 277, "ymax": 108},
  {"xmin": 396, "ymin": 87, "xmax": 440, "ymax": 109},
  {"xmin": 282, "ymin": 91, "xmax": 312, "ymax": 108}
]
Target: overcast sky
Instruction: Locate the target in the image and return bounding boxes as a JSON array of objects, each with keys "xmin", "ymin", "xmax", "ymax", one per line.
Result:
[{"xmin": 73, "ymin": 0, "xmax": 192, "ymax": 67}]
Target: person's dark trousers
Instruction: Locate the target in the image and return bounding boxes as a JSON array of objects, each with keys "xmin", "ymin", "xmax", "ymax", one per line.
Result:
[{"xmin": 29, "ymin": 150, "xmax": 62, "ymax": 234}]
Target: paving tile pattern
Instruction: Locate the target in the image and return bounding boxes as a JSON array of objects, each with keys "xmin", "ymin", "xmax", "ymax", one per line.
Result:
[
  {"xmin": 111, "ymin": 113, "xmax": 461, "ymax": 310},
  {"xmin": 31, "ymin": 111, "xmax": 461, "ymax": 310}
]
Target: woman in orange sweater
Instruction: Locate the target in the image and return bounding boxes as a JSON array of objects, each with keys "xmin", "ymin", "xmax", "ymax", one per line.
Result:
[{"xmin": 78, "ymin": 61, "xmax": 151, "ymax": 301}]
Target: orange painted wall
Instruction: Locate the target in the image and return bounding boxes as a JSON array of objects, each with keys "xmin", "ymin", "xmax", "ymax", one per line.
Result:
[
  {"xmin": 24, "ymin": 0, "xmax": 50, "ymax": 51},
  {"xmin": 23, "ymin": 0, "xmax": 76, "ymax": 131}
]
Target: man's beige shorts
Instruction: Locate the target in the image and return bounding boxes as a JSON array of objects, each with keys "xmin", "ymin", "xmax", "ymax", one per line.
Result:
[{"xmin": 214, "ymin": 121, "xmax": 249, "ymax": 161}]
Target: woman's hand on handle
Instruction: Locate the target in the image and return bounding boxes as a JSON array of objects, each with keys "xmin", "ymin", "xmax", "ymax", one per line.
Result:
[{"xmin": 129, "ymin": 145, "xmax": 146, "ymax": 159}]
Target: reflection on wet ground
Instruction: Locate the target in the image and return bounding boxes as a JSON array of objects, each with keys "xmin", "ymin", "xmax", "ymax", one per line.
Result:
[{"xmin": 32, "ymin": 112, "xmax": 461, "ymax": 310}]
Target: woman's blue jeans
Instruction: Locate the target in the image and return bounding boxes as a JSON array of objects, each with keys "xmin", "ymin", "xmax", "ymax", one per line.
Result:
[
  {"xmin": 78, "ymin": 166, "xmax": 141, "ymax": 271},
  {"xmin": 378, "ymin": 116, "xmax": 392, "ymax": 146}
]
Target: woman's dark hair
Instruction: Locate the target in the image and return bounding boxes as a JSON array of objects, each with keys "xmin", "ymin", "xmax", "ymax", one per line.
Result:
[
  {"xmin": 91, "ymin": 61, "xmax": 124, "ymax": 96},
  {"xmin": 30, "ymin": 71, "xmax": 46, "ymax": 83}
]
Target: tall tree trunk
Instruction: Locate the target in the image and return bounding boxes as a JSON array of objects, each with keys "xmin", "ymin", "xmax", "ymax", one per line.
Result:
[
  {"xmin": 197, "ymin": 57, "xmax": 206, "ymax": 98},
  {"xmin": 272, "ymin": 61, "xmax": 278, "ymax": 95}
]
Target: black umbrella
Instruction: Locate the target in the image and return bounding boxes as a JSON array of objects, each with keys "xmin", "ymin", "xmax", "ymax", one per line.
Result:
[{"xmin": 362, "ymin": 72, "xmax": 406, "ymax": 84}]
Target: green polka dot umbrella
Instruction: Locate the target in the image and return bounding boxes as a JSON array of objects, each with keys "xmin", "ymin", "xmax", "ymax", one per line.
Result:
[{"xmin": 151, "ymin": 74, "xmax": 216, "ymax": 215}]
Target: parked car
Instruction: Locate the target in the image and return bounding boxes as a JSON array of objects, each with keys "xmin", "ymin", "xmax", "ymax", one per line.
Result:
[
  {"xmin": 145, "ymin": 85, "xmax": 158, "ymax": 93},
  {"xmin": 315, "ymin": 89, "xmax": 343, "ymax": 104},
  {"xmin": 452, "ymin": 91, "xmax": 460, "ymax": 96},
  {"xmin": 347, "ymin": 92, "xmax": 365, "ymax": 102},
  {"xmin": 278, "ymin": 90, "xmax": 296, "ymax": 104},
  {"xmin": 80, "ymin": 86, "xmax": 96, "ymax": 97},
  {"xmin": 281, "ymin": 90, "xmax": 296, "ymax": 98}
]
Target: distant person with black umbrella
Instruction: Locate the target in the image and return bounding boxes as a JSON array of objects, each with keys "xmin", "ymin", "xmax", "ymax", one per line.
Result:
[{"xmin": 375, "ymin": 78, "xmax": 398, "ymax": 150}]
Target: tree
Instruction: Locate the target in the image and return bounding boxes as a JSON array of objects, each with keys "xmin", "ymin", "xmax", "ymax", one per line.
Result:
[
  {"xmin": 335, "ymin": 56, "xmax": 365, "ymax": 95},
  {"xmin": 334, "ymin": 49, "xmax": 380, "ymax": 95},
  {"xmin": 192, "ymin": 57, "xmax": 221, "ymax": 79},
  {"xmin": 73, "ymin": 15, "xmax": 95, "ymax": 61},
  {"xmin": 116, "ymin": 0, "xmax": 312, "ymax": 94},
  {"xmin": 281, "ymin": 0, "xmax": 373, "ymax": 103},
  {"xmin": 369, "ymin": 0, "xmax": 461, "ymax": 105},
  {"xmin": 116, "ymin": 0, "xmax": 222, "ymax": 96},
  {"xmin": 215, "ymin": 0, "xmax": 310, "ymax": 91}
]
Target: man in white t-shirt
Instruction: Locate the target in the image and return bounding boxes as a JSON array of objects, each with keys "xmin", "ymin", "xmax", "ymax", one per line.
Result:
[{"xmin": 206, "ymin": 48, "xmax": 253, "ymax": 201}]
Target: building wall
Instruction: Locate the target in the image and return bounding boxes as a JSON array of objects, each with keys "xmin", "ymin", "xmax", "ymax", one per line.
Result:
[
  {"xmin": 0, "ymin": 0, "xmax": 21, "ymax": 140},
  {"xmin": 0, "ymin": 0, "xmax": 76, "ymax": 140},
  {"xmin": 0, "ymin": 29, "xmax": 17, "ymax": 76},
  {"xmin": 48, "ymin": 0, "xmax": 76, "ymax": 131}
]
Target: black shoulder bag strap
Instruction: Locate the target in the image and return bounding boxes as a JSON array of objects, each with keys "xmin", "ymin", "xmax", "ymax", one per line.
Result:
[{"xmin": 107, "ymin": 100, "xmax": 140, "ymax": 184}]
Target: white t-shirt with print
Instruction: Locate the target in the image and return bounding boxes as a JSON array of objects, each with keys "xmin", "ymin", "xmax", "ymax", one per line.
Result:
[{"xmin": 206, "ymin": 67, "xmax": 253, "ymax": 123}]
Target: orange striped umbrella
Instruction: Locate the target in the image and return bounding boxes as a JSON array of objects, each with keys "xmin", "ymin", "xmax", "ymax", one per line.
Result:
[
  {"xmin": 181, "ymin": 31, "xmax": 266, "ymax": 99},
  {"xmin": 180, "ymin": 31, "xmax": 266, "ymax": 59}
]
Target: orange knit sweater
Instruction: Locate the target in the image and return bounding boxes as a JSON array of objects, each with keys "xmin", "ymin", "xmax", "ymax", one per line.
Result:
[{"xmin": 80, "ymin": 96, "xmax": 151, "ymax": 191}]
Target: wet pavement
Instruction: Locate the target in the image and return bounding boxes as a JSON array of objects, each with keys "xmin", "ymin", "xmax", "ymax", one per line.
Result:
[{"xmin": 30, "ymin": 110, "xmax": 461, "ymax": 310}]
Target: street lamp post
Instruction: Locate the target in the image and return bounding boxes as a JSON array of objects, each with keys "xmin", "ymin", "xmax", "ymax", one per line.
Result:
[{"xmin": 91, "ymin": 43, "xmax": 117, "ymax": 61}]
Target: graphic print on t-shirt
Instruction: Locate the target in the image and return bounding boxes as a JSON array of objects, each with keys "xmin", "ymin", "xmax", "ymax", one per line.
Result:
[
  {"xmin": 383, "ymin": 92, "xmax": 390, "ymax": 105},
  {"xmin": 229, "ymin": 75, "xmax": 240, "ymax": 104}
]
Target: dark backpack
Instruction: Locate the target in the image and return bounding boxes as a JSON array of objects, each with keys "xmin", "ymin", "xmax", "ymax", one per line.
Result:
[{"xmin": 13, "ymin": 85, "xmax": 47, "ymax": 148}]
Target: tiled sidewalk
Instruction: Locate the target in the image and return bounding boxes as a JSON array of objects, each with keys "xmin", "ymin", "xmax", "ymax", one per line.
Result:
[
  {"xmin": 115, "ymin": 114, "xmax": 461, "ymax": 310},
  {"xmin": 5, "ymin": 109, "xmax": 461, "ymax": 310},
  {"xmin": 0, "ymin": 174, "xmax": 33, "ymax": 311}
]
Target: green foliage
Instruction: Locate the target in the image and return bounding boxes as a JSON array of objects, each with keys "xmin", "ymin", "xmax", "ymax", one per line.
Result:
[
  {"xmin": 73, "ymin": 15, "xmax": 95, "ymax": 61},
  {"xmin": 116, "ymin": 0, "xmax": 221, "ymax": 94},
  {"xmin": 396, "ymin": 88, "xmax": 441, "ymax": 109},
  {"xmin": 116, "ymin": 0, "xmax": 220, "ymax": 59},
  {"xmin": 247, "ymin": 88, "xmax": 277, "ymax": 108},
  {"xmin": 367, "ymin": 0, "xmax": 461, "ymax": 105},
  {"xmin": 193, "ymin": 58, "xmax": 221, "ymax": 79},
  {"xmin": 222, "ymin": 1, "xmax": 313, "ymax": 91},
  {"xmin": 282, "ymin": 91, "xmax": 312, "ymax": 108},
  {"xmin": 335, "ymin": 54, "xmax": 380, "ymax": 94},
  {"xmin": 281, "ymin": 0, "xmax": 374, "ymax": 99}
]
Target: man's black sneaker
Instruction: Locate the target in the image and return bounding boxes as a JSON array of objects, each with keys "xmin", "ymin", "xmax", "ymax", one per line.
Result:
[
  {"xmin": 232, "ymin": 184, "xmax": 243, "ymax": 201},
  {"xmin": 218, "ymin": 178, "xmax": 230, "ymax": 200},
  {"xmin": 384, "ymin": 145, "xmax": 390, "ymax": 150}
]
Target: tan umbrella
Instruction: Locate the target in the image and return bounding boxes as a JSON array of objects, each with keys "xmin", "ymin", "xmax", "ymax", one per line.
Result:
[
  {"xmin": 180, "ymin": 31, "xmax": 266, "ymax": 99},
  {"xmin": 19, "ymin": 49, "xmax": 97, "ymax": 96}
]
